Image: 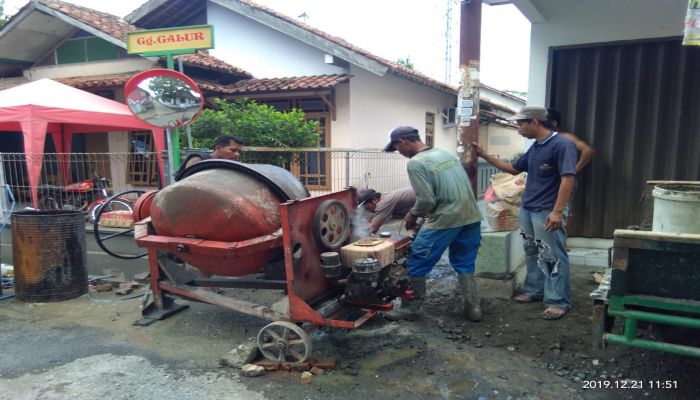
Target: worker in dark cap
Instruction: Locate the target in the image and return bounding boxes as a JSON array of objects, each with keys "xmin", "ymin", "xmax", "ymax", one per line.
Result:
[
  {"xmin": 383, "ymin": 126, "xmax": 483, "ymax": 322},
  {"xmin": 357, "ymin": 188, "xmax": 381, "ymax": 209},
  {"xmin": 357, "ymin": 187, "xmax": 416, "ymax": 234}
]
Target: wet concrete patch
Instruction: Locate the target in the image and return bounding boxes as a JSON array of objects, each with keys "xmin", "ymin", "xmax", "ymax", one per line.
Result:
[
  {"xmin": 0, "ymin": 354, "xmax": 264, "ymax": 400},
  {"xmin": 0, "ymin": 319, "xmax": 156, "ymax": 378}
]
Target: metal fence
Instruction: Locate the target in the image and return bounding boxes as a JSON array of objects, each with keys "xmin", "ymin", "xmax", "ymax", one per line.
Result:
[
  {"xmin": 226, "ymin": 147, "xmax": 497, "ymax": 197},
  {"xmin": 237, "ymin": 147, "xmax": 411, "ymax": 196},
  {"xmin": 1, "ymin": 149, "xmax": 500, "ymax": 222},
  {"xmin": 0, "ymin": 152, "xmax": 159, "ymax": 219}
]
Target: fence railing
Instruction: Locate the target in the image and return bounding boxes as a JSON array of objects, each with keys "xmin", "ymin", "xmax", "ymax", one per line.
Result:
[
  {"xmin": 477, "ymin": 162, "xmax": 501, "ymax": 197},
  {"xmin": 0, "ymin": 152, "xmax": 159, "ymax": 209},
  {"xmin": 191, "ymin": 147, "xmax": 499, "ymax": 198},
  {"xmin": 0, "ymin": 149, "xmax": 501, "ymax": 219},
  {"xmin": 238, "ymin": 147, "xmax": 411, "ymax": 196}
]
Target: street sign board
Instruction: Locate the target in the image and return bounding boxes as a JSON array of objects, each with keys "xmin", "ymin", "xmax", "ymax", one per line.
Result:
[{"xmin": 126, "ymin": 25, "xmax": 214, "ymax": 55}]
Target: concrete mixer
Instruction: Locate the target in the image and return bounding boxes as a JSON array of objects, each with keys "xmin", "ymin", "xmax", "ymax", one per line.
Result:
[{"xmin": 107, "ymin": 159, "xmax": 413, "ymax": 362}]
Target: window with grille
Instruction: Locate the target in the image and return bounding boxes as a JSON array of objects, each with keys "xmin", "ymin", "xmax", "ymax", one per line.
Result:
[
  {"xmin": 295, "ymin": 113, "xmax": 330, "ymax": 190},
  {"xmin": 425, "ymin": 112, "xmax": 435, "ymax": 148},
  {"xmin": 127, "ymin": 132, "xmax": 159, "ymax": 186},
  {"xmin": 36, "ymin": 30, "xmax": 133, "ymax": 67}
]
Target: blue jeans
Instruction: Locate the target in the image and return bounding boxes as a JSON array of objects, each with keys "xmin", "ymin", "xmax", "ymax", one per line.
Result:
[
  {"xmin": 520, "ymin": 208, "xmax": 571, "ymax": 309},
  {"xmin": 407, "ymin": 222, "xmax": 481, "ymax": 278}
]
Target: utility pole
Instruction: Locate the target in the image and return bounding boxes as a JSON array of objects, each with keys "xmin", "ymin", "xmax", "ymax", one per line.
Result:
[{"xmin": 458, "ymin": 0, "xmax": 481, "ymax": 194}]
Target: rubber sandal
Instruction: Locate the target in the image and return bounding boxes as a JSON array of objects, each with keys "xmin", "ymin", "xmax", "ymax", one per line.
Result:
[
  {"xmin": 541, "ymin": 307, "xmax": 569, "ymax": 320},
  {"xmin": 513, "ymin": 294, "xmax": 535, "ymax": 303}
]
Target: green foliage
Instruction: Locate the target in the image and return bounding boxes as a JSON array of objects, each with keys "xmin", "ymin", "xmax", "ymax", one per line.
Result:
[
  {"xmin": 397, "ymin": 56, "xmax": 414, "ymax": 70},
  {"xmin": 0, "ymin": 0, "xmax": 9, "ymax": 26},
  {"xmin": 185, "ymin": 98, "xmax": 320, "ymax": 149}
]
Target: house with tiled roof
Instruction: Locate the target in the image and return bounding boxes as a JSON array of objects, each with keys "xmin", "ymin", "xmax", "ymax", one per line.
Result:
[
  {"xmin": 126, "ymin": 0, "xmax": 461, "ymax": 157},
  {"xmin": 0, "ymin": 1, "xmax": 251, "ymax": 93},
  {"xmin": 478, "ymin": 84, "xmax": 526, "ymax": 160},
  {"xmin": 0, "ymin": 0, "xmax": 255, "ymax": 189},
  {"xmin": 0, "ymin": 0, "xmax": 524, "ymax": 193},
  {"xmin": 124, "ymin": 0, "xmax": 529, "ymax": 189}
]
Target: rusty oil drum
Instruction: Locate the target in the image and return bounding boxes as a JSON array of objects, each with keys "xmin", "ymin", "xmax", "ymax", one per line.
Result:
[{"xmin": 11, "ymin": 210, "xmax": 87, "ymax": 302}]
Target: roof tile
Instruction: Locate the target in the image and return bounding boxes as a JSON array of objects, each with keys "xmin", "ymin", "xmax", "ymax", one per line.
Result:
[
  {"xmin": 227, "ymin": 74, "xmax": 351, "ymax": 94},
  {"xmin": 0, "ymin": 73, "xmax": 232, "ymax": 95},
  {"xmin": 36, "ymin": 0, "xmax": 252, "ymax": 77},
  {"xmin": 237, "ymin": 0, "xmax": 456, "ymax": 94}
]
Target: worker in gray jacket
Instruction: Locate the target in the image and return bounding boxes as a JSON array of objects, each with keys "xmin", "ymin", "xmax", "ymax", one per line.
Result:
[
  {"xmin": 357, "ymin": 187, "xmax": 416, "ymax": 234},
  {"xmin": 382, "ymin": 126, "xmax": 483, "ymax": 322}
]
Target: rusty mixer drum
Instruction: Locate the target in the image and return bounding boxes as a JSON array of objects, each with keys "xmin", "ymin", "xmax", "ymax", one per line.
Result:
[{"xmin": 149, "ymin": 160, "xmax": 308, "ymax": 276}]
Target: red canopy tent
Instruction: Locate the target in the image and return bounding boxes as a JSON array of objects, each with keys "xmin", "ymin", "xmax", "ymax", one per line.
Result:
[{"xmin": 0, "ymin": 79, "xmax": 165, "ymax": 207}]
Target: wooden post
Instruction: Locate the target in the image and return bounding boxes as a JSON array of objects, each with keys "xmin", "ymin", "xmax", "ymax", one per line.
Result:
[{"xmin": 458, "ymin": 0, "xmax": 482, "ymax": 194}]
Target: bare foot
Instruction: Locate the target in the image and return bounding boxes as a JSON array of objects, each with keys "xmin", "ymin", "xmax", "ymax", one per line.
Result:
[{"xmin": 541, "ymin": 306, "xmax": 569, "ymax": 320}]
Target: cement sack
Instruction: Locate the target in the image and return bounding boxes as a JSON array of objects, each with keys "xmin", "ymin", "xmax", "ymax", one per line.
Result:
[
  {"xmin": 486, "ymin": 200, "xmax": 520, "ymax": 231},
  {"xmin": 101, "ymin": 210, "xmax": 134, "ymax": 228},
  {"xmin": 490, "ymin": 172, "xmax": 526, "ymax": 206}
]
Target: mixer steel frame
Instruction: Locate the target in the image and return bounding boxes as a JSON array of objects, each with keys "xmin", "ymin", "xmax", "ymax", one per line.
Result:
[{"xmin": 134, "ymin": 189, "xmax": 411, "ymax": 331}]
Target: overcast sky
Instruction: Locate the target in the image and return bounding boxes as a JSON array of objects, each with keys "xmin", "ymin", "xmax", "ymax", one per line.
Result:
[{"xmin": 4, "ymin": 0, "xmax": 530, "ymax": 92}]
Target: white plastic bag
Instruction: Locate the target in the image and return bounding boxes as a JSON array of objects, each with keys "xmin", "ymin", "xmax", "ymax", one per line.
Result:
[
  {"xmin": 485, "ymin": 172, "xmax": 527, "ymax": 231},
  {"xmin": 490, "ymin": 172, "xmax": 526, "ymax": 205}
]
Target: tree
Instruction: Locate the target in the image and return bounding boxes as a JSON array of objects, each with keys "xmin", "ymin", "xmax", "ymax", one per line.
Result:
[
  {"xmin": 397, "ymin": 56, "xmax": 414, "ymax": 70},
  {"xmin": 186, "ymin": 98, "xmax": 320, "ymax": 149},
  {"xmin": 0, "ymin": 0, "xmax": 9, "ymax": 26},
  {"xmin": 148, "ymin": 76, "xmax": 195, "ymax": 103}
]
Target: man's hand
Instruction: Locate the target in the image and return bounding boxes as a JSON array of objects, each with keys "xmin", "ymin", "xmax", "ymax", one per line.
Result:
[
  {"xmin": 471, "ymin": 142, "xmax": 485, "ymax": 157},
  {"xmin": 470, "ymin": 142, "xmax": 519, "ymax": 175},
  {"xmin": 404, "ymin": 213, "xmax": 417, "ymax": 230},
  {"xmin": 544, "ymin": 210, "xmax": 564, "ymax": 232}
]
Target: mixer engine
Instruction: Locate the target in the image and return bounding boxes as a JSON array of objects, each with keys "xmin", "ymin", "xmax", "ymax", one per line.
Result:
[{"xmin": 317, "ymin": 236, "xmax": 413, "ymax": 308}]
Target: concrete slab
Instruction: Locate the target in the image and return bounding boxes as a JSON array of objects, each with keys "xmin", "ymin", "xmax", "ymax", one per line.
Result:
[
  {"xmin": 567, "ymin": 237, "xmax": 613, "ymax": 249},
  {"xmin": 476, "ymin": 229, "xmax": 524, "ymax": 275},
  {"xmin": 476, "ymin": 263, "xmax": 525, "ymax": 300},
  {"xmin": 567, "ymin": 247, "xmax": 609, "ymax": 268},
  {"xmin": 568, "ymin": 254, "xmax": 585, "ymax": 266}
]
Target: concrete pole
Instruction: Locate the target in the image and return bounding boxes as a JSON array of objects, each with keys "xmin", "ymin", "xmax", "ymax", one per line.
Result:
[{"xmin": 458, "ymin": 0, "xmax": 482, "ymax": 194}]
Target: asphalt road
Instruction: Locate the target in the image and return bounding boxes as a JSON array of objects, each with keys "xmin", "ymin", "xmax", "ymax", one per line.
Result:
[{"xmin": 1, "ymin": 225, "xmax": 148, "ymax": 280}]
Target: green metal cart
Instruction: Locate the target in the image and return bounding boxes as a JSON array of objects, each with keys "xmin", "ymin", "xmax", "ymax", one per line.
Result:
[{"xmin": 593, "ymin": 229, "xmax": 700, "ymax": 357}]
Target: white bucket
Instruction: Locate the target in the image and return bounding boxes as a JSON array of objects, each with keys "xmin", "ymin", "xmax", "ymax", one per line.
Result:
[{"xmin": 652, "ymin": 183, "xmax": 700, "ymax": 234}]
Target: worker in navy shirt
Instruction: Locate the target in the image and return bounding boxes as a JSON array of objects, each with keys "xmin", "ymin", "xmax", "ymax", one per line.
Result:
[{"xmin": 472, "ymin": 105, "xmax": 577, "ymax": 320}]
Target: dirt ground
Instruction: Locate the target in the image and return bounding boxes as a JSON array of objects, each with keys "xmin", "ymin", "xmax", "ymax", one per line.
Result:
[{"xmin": 1, "ymin": 258, "xmax": 699, "ymax": 400}]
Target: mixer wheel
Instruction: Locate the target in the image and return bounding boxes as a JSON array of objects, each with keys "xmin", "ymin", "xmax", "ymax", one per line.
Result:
[
  {"xmin": 257, "ymin": 321, "xmax": 312, "ymax": 363},
  {"xmin": 313, "ymin": 199, "xmax": 351, "ymax": 250}
]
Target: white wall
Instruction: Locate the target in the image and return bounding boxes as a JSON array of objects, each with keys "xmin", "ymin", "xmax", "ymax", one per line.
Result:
[
  {"xmin": 107, "ymin": 133, "xmax": 129, "ymax": 192},
  {"xmin": 347, "ymin": 66, "xmax": 457, "ymax": 152},
  {"xmin": 524, "ymin": 0, "xmax": 688, "ymax": 103},
  {"xmin": 207, "ymin": 2, "xmax": 346, "ymax": 78},
  {"xmin": 25, "ymin": 58, "xmax": 155, "ymax": 80},
  {"xmin": 330, "ymin": 81, "xmax": 352, "ymax": 148},
  {"xmin": 308, "ymin": 67, "xmax": 457, "ymax": 194},
  {"xmin": 479, "ymin": 124, "xmax": 524, "ymax": 161},
  {"xmin": 205, "ymin": 1, "xmax": 459, "ymax": 155}
]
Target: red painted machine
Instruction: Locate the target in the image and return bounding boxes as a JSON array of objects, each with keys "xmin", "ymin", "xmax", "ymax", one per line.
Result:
[{"xmin": 122, "ymin": 160, "xmax": 412, "ymax": 362}]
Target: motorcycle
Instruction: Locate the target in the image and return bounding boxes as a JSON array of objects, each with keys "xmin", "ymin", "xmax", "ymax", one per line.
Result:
[{"xmin": 37, "ymin": 172, "xmax": 133, "ymax": 222}]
